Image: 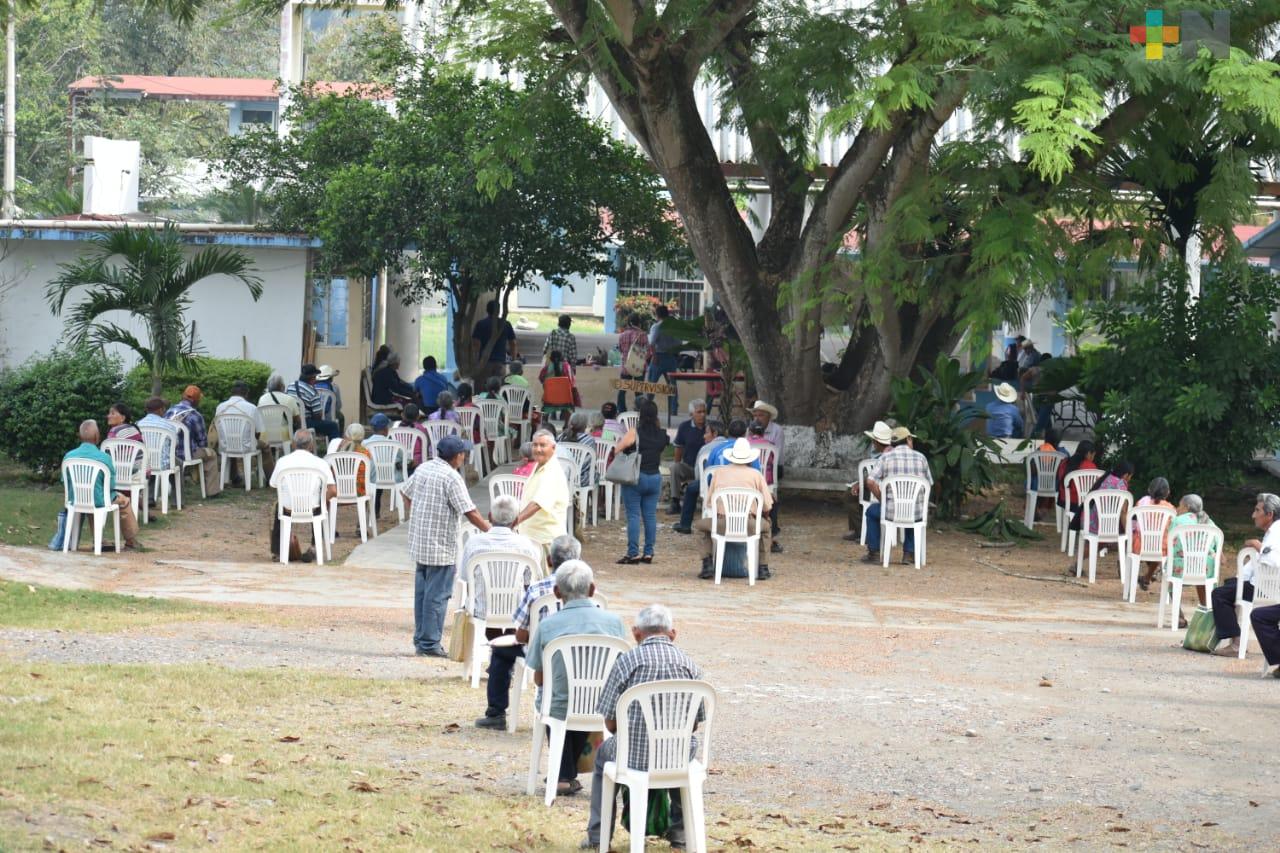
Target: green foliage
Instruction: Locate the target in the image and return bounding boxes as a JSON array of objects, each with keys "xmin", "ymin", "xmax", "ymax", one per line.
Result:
[
  {"xmin": 956, "ymin": 501, "xmax": 1043, "ymax": 543},
  {"xmin": 887, "ymin": 355, "xmax": 1001, "ymax": 520},
  {"xmin": 1087, "ymin": 263, "xmax": 1280, "ymax": 493},
  {"xmin": 46, "ymin": 225, "xmax": 262, "ymax": 397},
  {"xmin": 613, "ymin": 294, "xmax": 677, "ymax": 329},
  {"xmin": 0, "ymin": 348, "xmax": 124, "ymax": 479},
  {"xmin": 122, "ymin": 357, "xmax": 272, "ymax": 423}
]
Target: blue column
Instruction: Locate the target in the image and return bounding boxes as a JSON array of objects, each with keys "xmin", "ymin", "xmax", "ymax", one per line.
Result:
[
  {"xmin": 445, "ymin": 288, "xmax": 457, "ymax": 373},
  {"xmin": 604, "ymin": 250, "xmax": 620, "ymax": 335},
  {"xmin": 550, "ymin": 279, "xmax": 564, "ymax": 310}
]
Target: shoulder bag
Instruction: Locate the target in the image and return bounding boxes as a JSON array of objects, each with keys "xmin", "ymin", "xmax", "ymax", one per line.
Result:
[{"xmin": 605, "ymin": 448, "xmax": 641, "ymax": 485}]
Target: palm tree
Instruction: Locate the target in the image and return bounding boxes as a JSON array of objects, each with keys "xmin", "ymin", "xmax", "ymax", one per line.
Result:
[{"xmin": 47, "ymin": 225, "xmax": 263, "ymax": 395}]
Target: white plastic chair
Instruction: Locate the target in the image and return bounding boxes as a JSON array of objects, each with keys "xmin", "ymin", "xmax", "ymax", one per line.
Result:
[
  {"xmin": 618, "ymin": 411, "xmax": 639, "ymax": 434},
  {"xmin": 1158, "ymin": 524, "xmax": 1222, "ymax": 631},
  {"xmin": 1076, "ymin": 490, "xmax": 1133, "ymax": 584},
  {"xmin": 1125, "ymin": 504, "xmax": 1175, "ymax": 602},
  {"xmin": 258, "ymin": 404, "xmax": 292, "ymax": 460},
  {"xmin": 508, "ymin": 591, "xmax": 561, "ymax": 733},
  {"xmin": 170, "ymin": 419, "xmax": 206, "ymax": 509},
  {"xmin": 275, "ymin": 469, "xmax": 329, "ymax": 565},
  {"xmin": 500, "ymin": 386, "xmax": 531, "ymax": 445},
  {"xmin": 366, "ymin": 441, "xmax": 408, "ymax": 527},
  {"xmin": 756, "ymin": 442, "xmax": 779, "ymax": 499},
  {"xmin": 140, "ymin": 425, "xmax": 178, "ymax": 516},
  {"xmin": 1233, "ymin": 547, "xmax": 1280, "ymax": 660},
  {"xmin": 708, "ymin": 487, "xmax": 764, "ymax": 585},
  {"xmin": 488, "ymin": 473, "xmax": 526, "ymax": 507},
  {"xmin": 558, "ymin": 457, "xmax": 578, "ymax": 537},
  {"xmin": 316, "ymin": 387, "xmax": 338, "ymax": 422},
  {"xmin": 558, "ymin": 443, "xmax": 598, "ymax": 527},
  {"xmin": 61, "ymin": 458, "xmax": 121, "ymax": 555},
  {"xmin": 1024, "ymin": 451, "xmax": 1063, "ymax": 529},
  {"xmin": 424, "ymin": 420, "xmax": 462, "ymax": 459},
  {"xmin": 599, "ymin": 679, "xmax": 717, "ymax": 853},
  {"xmin": 527, "ymin": 633, "xmax": 630, "ymax": 806},
  {"xmin": 390, "ymin": 426, "xmax": 426, "ymax": 467},
  {"xmin": 1061, "ymin": 469, "xmax": 1104, "ymax": 555},
  {"xmin": 457, "ymin": 408, "xmax": 488, "ymax": 476},
  {"xmin": 880, "ymin": 475, "xmax": 931, "ymax": 569},
  {"xmin": 463, "ymin": 551, "xmax": 540, "ymax": 688},
  {"xmin": 699, "ymin": 463, "xmax": 716, "ymax": 521},
  {"xmin": 593, "ymin": 437, "xmax": 617, "ymax": 521},
  {"xmin": 327, "ymin": 451, "xmax": 373, "ymax": 544},
  {"xmin": 856, "ymin": 458, "xmax": 876, "ymax": 546},
  {"xmin": 215, "ymin": 412, "xmax": 264, "ymax": 491},
  {"xmin": 477, "ymin": 399, "xmax": 509, "ymax": 465},
  {"xmin": 102, "ymin": 439, "xmax": 147, "ymax": 525}
]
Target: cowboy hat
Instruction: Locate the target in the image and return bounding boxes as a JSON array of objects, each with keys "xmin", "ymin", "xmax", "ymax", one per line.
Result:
[
  {"xmin": 725, "ymin": 437, "xmax": 759, "ymax": 465},
  {"xmin": 317, "ymin": 364, "xmax": 340, "ymax": 380},
  {"xmin": 751, "ymin": 400, "xmax": 778, "ymax": 420},
  {"xmin": 863, "ymin": 420, "xmax": 893, "ymax": 444},
  {"xmin": 890, "ymin": 426, "xmax": 915, "ymax": 442},
  {"xmin": 995, "ymin": 382, "xmax": 1017, "ymax": 403}
]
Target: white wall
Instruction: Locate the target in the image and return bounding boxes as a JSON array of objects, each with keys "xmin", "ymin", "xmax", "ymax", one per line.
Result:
[{"xmin": 0, "ymin": 235, "xmax": 308, "ymax": 380}]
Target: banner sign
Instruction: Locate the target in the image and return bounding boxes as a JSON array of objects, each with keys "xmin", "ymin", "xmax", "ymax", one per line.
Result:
[{"xmin": 612, "ymin": 379, "xmax": 676, "ymax": 395}]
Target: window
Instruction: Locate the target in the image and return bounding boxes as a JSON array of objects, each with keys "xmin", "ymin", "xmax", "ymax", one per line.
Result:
[
  {"xmin": 309, "ymin": 277, "xmax": 349, "ymax": 347},
  {"xmin": 241, "ymin": 109, "xmax": 275, "ymax": 128}
]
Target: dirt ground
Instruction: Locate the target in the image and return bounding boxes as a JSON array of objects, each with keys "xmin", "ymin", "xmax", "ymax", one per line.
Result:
[{"xmin": 5, "ymin": 485, "xmax": 1279, "ymax": 850}]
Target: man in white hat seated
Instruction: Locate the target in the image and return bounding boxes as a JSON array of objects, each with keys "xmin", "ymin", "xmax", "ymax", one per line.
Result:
[
  {"xmin": 693, "ymin": 437, "xmax": 774, "ymax": 580},
  {"xmin": 315, "ymin": 364, "xmax": 344, "ymax": 429},
  {"xmin": 859, "ymin": 422, "xmax": 932, "ymax": 564},
  {"xmin": 845, "ymin": 420, "xmax": 891, "ymax": 542},
  {"xmin": 985, "ymin": 382, "xmax": 1024, "ymax": 438}
]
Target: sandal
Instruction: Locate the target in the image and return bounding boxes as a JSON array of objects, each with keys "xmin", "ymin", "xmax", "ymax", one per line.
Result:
[
  {"xmin": 556, "ymin": 779, "xmax": 583, "ymax": 795},
  {"xmin": 616, "ymin": 555, "xmax": 640, "ymax": 565},
  {"xmin": 640, "ymin": 555, "xmax": 653, "ymax": 564}
]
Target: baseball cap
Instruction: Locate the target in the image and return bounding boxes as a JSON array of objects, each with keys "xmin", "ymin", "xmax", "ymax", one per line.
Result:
[
  {"xmin": 370, "ymin": 413, "xmax": 390, "ymax": 429},
  {"xmin": 300, "ymin": 363, "xmax": 320, "ymax": 378},
  {"xmin": 435, "ymin": 435, "xmax": 473, "ymax": 459}
]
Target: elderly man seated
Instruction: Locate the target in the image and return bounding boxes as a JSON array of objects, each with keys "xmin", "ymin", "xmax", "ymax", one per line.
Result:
[
  {"xmin": 525, "ymin": 559, "xmax": 626, "ymax": 796},
  {"xmin": 166, "ymin": 385, "xmax": 222, "ymax": 498},
  {"xmin": 671, "ymin": 419, "xmax": 737, "ymax": 535},
  {"xmin": 1214, "ymin": 493, "xmax": 1280, "ymax": 659},
  {"xmin": 372, "ymin": 352, "xmax": 416, "ymax": 406},
  {"xmin": 693, "ymin": 437, "xmax": 773, "ymax": 580},
  {"xmin": 583, "ymin": 603, "xmax": 705, "ymax": 851},
  {"xmin": 216, "ymin": 381, "xmax": 271, "ymax": 482},
  {"xmin": 860, "ymin": 423, "xmax": 933, "ymax": 564},
  {"xmin": 63, "ymin": 419, "xmax": 140, "ymax": 550},
  {"xmin": 267, "ymin": 429, "xmax": 337, "ymax": 562},
  {"xmin": 985, "ymin": 382, "xmax": 1024, "ymax": 438},
  {"xmin": 668, "ymin": 399, "xmax": 712, "ymax": 516},
  {"xmin": 461, "ymin": 494, "xmax": 545, "ymax": 660},
  {"xmin": 475, "ymin": 534, "xmax": 582, "ymax": 730},
  {"xmin": 259, "ymin": 373, "xmax": 304, "ymax": 432}
]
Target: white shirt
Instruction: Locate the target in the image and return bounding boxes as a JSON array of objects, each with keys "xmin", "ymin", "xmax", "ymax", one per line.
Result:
[
  {"xmin": 459, "ymin": 526, "xmax": 544, "ymax": 619},
  {"xmin": 216, "ymin": 395, "xmax": 265, "ymax": 435},
  {"xmin": 1249, "ymin": 521, "xmax": 1280, "ymax": 584},
  {"xmin": 269, "ymin": 449, "xmax": 336, "ymax": 488}
]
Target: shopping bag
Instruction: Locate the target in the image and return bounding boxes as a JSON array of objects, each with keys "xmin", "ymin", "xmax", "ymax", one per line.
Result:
[
  {"xmin": 621, "ymin": 786, "xmax": 671, "ymax": 838},
  {"xmin": 576, "ymin": 731, "xmax": 604, "ymax": 774},
  {"xmin": 1182, "ymin": 605, "xmax": 1219, "ymax": 653},
  {"xmin": 448, "ymin": 614, "xmax": 473, "ymax": 662}
]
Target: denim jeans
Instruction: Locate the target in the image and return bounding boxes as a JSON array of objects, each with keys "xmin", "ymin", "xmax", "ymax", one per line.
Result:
[
  {"xmin": 622, "ymin": 472, "xmax": 662, "ymax": 557},
  {"xmin": 413, "ymin": 563, "xmax": 456, "ymax": 653},
  {"xmin": 863, "ymin": 502, "xmax": 914, "ymax": 554},
  {"xmin": 647, "ymin": 354, "xmax": 679, "ymax": 417}
]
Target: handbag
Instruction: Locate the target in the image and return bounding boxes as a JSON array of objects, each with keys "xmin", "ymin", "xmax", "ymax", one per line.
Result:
[
  {"xmin": 623, "ymin": 338, "xmax": 648, "ymax": 377},
  {"xmin": 605, "ymin": 449, "xmax": 641, "ymax": 485},
  {"xmin": 621, "ymin": 787, "xmax": 671, "ymax": 838},
  {"xmin": 1182, "ymin": 605, "xmax": 1219, "ymax": 653}
]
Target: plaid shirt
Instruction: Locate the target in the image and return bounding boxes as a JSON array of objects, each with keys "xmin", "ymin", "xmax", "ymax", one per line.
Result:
[
  {"xmin": 597, "ymin": 635, "xmax": 705, "ymax": 771},
  {"xmin": 543, "ymin": 327, "xmax": 578, "ymax": 364},
  {"xmin": 869, "ymin": 445, "xmax": 933, "ymax": 518},
  {"xmin": 404, "ymin": 458, "xmax": 475, "ymax": 566},
  {"xmin": 512, "ymin": 575, "xmax": 558, "ymax": 630},
  {"xmin": 164, "ymin": 400, "xmax": 207, "ymax": 458}
]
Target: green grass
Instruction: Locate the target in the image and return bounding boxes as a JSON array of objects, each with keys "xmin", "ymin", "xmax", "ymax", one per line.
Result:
[
  {"xmin": 0, "ymin": 581, "xmax": 216, "ymax": 632},
  {"xmin": 418, "ymin": 310, "xmax": 608, "ymax": 366},
  {"xmin": 0, "ymin": 463, "xmax": 64, "ymax": 547},
  {"xmin": 420, "ymin": 312, "xmax": 448, "ymax": 363}
]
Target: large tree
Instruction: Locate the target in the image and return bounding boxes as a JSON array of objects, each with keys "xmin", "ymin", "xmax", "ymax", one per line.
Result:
[
  {"xmin": 216, "ymin": 54, "xmax": 685, "ymax": 378},
  {"xmin": 455, "ymin": 0, "xmax": 1280, "ymax": 429}
]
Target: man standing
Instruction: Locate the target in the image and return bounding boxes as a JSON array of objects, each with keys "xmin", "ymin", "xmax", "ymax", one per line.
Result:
[
  {"xmin": 668, "ymin": 399, "xmax": 712, "ymax": 516},
  {"xmin": 616, "ymin": 312, "xmax": 647, "ymax": 412},
  {"xmin": 475, "ymin": 534, "xmax": 582, "ymax": 730},
  {"xmin": 63, "ymin": 419, "xmax": 140, "ymax": 549},
  {"xmin": 861, "ymin": 423, "xmax": 933, "ymax": 564},
  {"xmin": 514, "ymin": 429, "xmax": 570, "ymax": 563},
  {"xmin": 1213, "ymin": 493, "xmax": 1280, "ymax": 657},
  {"xmin": 403, "ymin": 434, "xmax": 491, "ymax": 657},
  {"xmin": 525, "ymin": 560, "xmax": 627, "ymax": 796},
  {"xmin": 472, "ymin": 299, "xmax": 518, "ymax": 381},
  {"xmin": 543, "ymin": 314, "xmax": 578, "ymax": 366},
  {"xmin": 646, "ymin": 304, "xmax": 681, "ymax": 419},
  {"xmin": 288, "ymin": 364, "xmax": 340, "ymax": 442},
  {"xmin": 166, "ymin": 385, "xmax": 222, "ymax": 498},
  {"xmin": 584, "ymin": 604, "xmax": 705, "ymax": 851},
  {"xmin": 693, "ymin": 438, "xmax": 773, "ymax": 580}
]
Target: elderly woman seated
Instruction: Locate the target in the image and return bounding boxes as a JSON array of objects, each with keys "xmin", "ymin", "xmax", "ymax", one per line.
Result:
[
  {"xmin": 1134, "ymin": 476, "xmax": 1175, "ymax": 591},
  {"xmin": 1168, "ymin": 493, "xmax": 1218, "ymax": 628}
]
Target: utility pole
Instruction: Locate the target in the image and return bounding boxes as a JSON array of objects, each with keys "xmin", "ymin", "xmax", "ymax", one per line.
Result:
[{"xmin": 3, "ymin": 0, "xmax": 16, "ymax": 219}]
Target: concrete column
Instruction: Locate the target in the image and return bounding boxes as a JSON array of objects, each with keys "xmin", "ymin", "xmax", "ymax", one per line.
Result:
[
  {"xmin": 277, "ymin": 2, "xmax": 304, "ymax": 138},
  {"xmin": 385, "ymin": 293, "xmax": 420, "ymax": 379}
]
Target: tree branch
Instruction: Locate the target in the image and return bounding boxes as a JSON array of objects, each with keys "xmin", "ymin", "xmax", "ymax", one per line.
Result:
[{"xmin": 671, "ymin": 0, "xmax": 756, "ymax": 83}]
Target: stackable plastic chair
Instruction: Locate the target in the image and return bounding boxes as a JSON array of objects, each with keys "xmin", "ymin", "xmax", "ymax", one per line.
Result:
[
  {"xmin": 140, "ymin": 425, "xmax": 178, "ymax": 516},
  {"xmin": 258, "ymin": 404, "xmax": 292, "ymax": 460},
  {"xmin": 457, "ymin": 407, "xmax": 488, "ymax": 475},
  {"xmin": 1024, "ymin": 451, "xmax": 1064, "ymax": 529},
  {"xmin": 1125, "ymin": 504, "xmax": 1175, "ymax": 602},
  {"xmin": 61, "ymin": 458, "xmax": 121, "ymax": 555},
  {"xmin": 424, "ymin": 420, "xmax": 462, "ymax": 459},
  {"xmin": 215, "ymin": 412, "xmax": 264, "ymax": 491},
  {"xmin": 1076, "ymin": 490, "xmax": 1133, "ymax": 584},
  {"xmin": 1235, "ymin": 548, "xmax": 1280, "ymax": 665},
  {"xmin": 316, "ymin": 388, "xmax": 338, "ymax": 422},
  {"xmin": 708, "ymin": 487, "xmax": 765, "ymax": 585},
  {"xmin": 477, "ymin": 399, "xmax": 509, "ymax": 465},
  {"xmin": 593, "ymin": 437, "xmax": 617, "ymax": 521},
  {"xmin": 390, "ymin": 426, "xmax": 426, "ymax": 467},
  {"xmin": 366, "ymin": 441, "xmax": 408, "ymax": 526},
  {"xmin": 598, "ymin": 679, "xmax": 717, "ymax": 853},
  {"xmin": 527, "ymin": 633, "xmax": 630, "ymax": 806},
  {"xmin": 327, "ymin": 451, "xmax": 373, "ymax": 544},
  {"xmin": 1061, "ymin": 469, "xmax": 1104, "ymax": 555},
  {"xmin": 488, "ymin": 473, "xmax": 526, "ymax": 507},
  {"xmin": 462, "ymin": 551, "xmax": 540, "ymax": 688},
  {"xmin": 880, "ymin": 475, "xmax": 931, "ymax": 569},
  {"xmin": 856, "ymin": 458, "xmax": 876, "ymax": 546},
  {"xmin": 756, "ymin": 442, "xmax": 779, "ymax": 499},
  {"xmin": 508, "ymin": 591, "xmax": 561, "ymax": 733},
  {"xmin": 558, "ymin": 443, "xmax": 598, "ymax": 527},
  {"xmin": 500, "ymin": 386, "xmax": 531, "ymax": 445},
  {"xmin": 170, "ymin": 420, "xmax": 206, "ymax": 509},
  {"xmin": 1158, "ymin": 524, "xmax": 1222, "ymax": 631},
  {"xmin": 102, "ymin": 439, "xmax": 147, "ymax": 525},
  {"xmin": 275, "ymin": 469, "xmax": 330, "ymax": 565},
  {"xmin": 618, "ymin": 411, "xmax": 640, "ymax": 434}
]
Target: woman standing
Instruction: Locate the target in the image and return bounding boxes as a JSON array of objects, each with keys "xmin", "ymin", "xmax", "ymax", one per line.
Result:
[{"xmin": 613, "ymin": 399, "xmax": 669, "ymax": 564}]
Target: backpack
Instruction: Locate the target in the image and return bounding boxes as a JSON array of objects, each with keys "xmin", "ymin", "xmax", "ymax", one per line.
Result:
[{"xmin": 623, "ymin": 335, "xmax": 648, "ymax": 377}]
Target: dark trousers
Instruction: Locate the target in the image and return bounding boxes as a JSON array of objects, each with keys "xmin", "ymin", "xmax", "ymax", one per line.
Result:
[
  {"xmin": 548, "ymin": 727, "xmax": 590, "ymax": 782},
  {"xmin": 1250, "ymin": 604, "xmax": 1280, "ymax": 665},
  {"xmin": 485, "ymin": 643, "xmax": 523, "ymax": 715},
  {"xmin": 678, "ymin": 481, "xmax": 700, "ymax": 529},
  {"xmin": 306, "ymin": 414, "xmax": 341, "ymax": 441},
  {"xmin": 617, "ymin": 373, "xmax": 635, "ymax": 413},
  {"xmin": 1211, "ymin": 578, "xmax": 1253, "ymax": 639}
]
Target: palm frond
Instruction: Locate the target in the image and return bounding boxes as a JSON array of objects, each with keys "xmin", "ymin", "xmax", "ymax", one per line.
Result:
[
  {"xmin": 165, "ymin": 245, "xmax": 264, "ymax": 303},
  {"xmin": 87, "ymin": 323, "xmax": 154, "ymax": 367}
]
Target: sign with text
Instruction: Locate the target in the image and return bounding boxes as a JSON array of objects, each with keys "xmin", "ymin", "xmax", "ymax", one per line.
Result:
[{"xmin": 613, "ymin": 379, "xmax": 676, "ymax": 395}]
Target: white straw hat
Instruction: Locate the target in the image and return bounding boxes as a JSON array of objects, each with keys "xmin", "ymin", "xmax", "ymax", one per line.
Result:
[
  {"xmin": 725, "ymin": 437, "xmax": 760, "ymax": 465},
  {"xmin": 995, "ymin": 382, "xmax": 1017, "ymax": 403},
  {"xmin": 863, "ymin": 420, "xmax": 892, "ymax": 444}
]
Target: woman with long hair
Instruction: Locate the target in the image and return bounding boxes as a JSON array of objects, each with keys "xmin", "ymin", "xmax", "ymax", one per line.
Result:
[{"xmin": 613, "ymin": 399, "xmax": 670, "ymax": 564}]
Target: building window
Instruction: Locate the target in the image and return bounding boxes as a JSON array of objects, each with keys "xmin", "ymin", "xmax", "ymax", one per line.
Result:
[
  {"xmin": 310, "ymin": 277, "xmax": 349, "ymax": 347},
  {"xmin": 241, "ymin": 109, "xmax": 275, "ymax": 128}
]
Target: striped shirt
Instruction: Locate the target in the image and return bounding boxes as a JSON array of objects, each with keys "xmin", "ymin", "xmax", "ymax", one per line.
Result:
[
  {"xmin": 287, "ymin": 379, "xmax": 323, "ymax": 419},
  {"xmin": 597, "ymin": 635, "xmax": 705, "ymax": 770}
]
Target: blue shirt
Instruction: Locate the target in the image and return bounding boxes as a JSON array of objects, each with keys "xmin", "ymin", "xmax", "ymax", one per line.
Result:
[
  {"xmin": 63, "ymin": 442, "xmax": 115, "ymax": 507},
  {"xmin": 706, "ymin": 439, "xmax": 761, "ymax": 472},
  {"xmin": 985, "ymin": 401, "xmax": 1024, "ymax": 438},
  {"xmin": 673, "ymin": 418, "xmax": 709, "ymax": 462},
  {"xmin": 526, "ymin": 599, "xmax": 627, "ymax": 720},
  {"xmin": 414, "ymin": 370, "xmax": 452, "ymax": 407}
]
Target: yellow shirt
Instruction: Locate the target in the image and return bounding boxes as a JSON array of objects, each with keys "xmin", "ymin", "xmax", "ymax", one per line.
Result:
[{"xmin": 521, "ymin": 458, "xmax": 570, "ymax": 545}]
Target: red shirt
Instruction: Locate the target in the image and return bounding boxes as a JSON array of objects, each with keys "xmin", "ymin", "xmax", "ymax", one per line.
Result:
[{"xmin": 1058, "ymin": 458, "xmax": 1099, "ymax": 505}]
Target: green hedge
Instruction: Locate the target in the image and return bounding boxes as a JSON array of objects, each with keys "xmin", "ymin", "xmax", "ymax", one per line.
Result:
[
  {"xmin": 123, "ymin": 358, "xmax": 273, "ymax": 423},
  {"xmin": 0, "ymin": 348, "xmax": 125, "ymax": 479}
]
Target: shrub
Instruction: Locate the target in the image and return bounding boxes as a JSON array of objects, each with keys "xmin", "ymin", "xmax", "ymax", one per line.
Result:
[
  {"xmin": 614, "ymin": 294, "xmax": 678, "ymax": 329},
  {"xmin": 0, "ymin": 348, "xmax": 125, "ymax": 479},
  {"xmin": 888, "ymin": 354, "xmax": 1002, "ymax": 520},
  {"xmin": 123, "ymin": 357, "xmax": 273, "ymax": 423}
]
